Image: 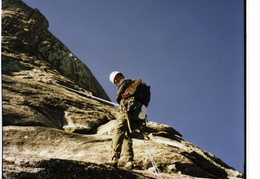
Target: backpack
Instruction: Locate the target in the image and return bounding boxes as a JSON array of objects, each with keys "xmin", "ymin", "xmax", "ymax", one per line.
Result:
[{"xmin": 122, "ymin": 78, "xmax": 151, "ymax": 107}]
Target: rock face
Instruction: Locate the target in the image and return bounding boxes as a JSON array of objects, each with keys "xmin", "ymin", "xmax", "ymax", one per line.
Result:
[
  {"xmin": 2, "ymin": 0, "xmax": 115, "ymax": 133},
  {"xmin": 2, "ymin": 0, "xmax": 244, "ymax": 178},
  {"xmin": 2, "ymin": 0, "xmax": 109, "ymax": 101}
]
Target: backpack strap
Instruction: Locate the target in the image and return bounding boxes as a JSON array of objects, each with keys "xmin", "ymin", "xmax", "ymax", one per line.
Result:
[
  {"xmin": 121, "ymin": 79, "xmax": 142, "ymax": 100},
  {"xmin": 121, "ymin": 80, "xmax": 134, "ymax": 100}
]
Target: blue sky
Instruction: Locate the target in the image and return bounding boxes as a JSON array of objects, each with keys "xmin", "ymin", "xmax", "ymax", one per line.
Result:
[{"xmin": 23, "ymin": 0, "xmax": 245, "ymax": 172}]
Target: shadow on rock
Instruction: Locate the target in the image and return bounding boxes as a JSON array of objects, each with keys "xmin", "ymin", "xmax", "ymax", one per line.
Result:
[
  {"xmin": 180, "ymin": 151, "xmax": 228, "ymax": 178},
  {"xmin": 3, "ymin": 158, "xmax": 151, "ymax": 179}
]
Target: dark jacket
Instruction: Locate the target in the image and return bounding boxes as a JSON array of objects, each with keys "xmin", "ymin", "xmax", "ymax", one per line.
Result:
[{"xmin": 116, "ymin": 78, "xmax": 133, "ymax": 104}]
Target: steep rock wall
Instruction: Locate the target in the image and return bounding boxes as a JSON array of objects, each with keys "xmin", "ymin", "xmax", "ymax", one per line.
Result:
[
  {"xmin": 2, "ymin": 0, "xmax": 114, "ymax": 132},
  {"xmin": 2, "ymin": 0, "xmax": 109, "ymax": 101}
]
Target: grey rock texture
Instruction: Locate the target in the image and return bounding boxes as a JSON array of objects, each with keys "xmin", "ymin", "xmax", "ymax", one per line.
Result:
[
  {"xmin": 2, "ymin": 0, "xmax": 115, "ymax": 133},
  {"xmin": 2, "ymin": 0, "xmax": 109, "ymax": 101},
  {"xmin": 3, "ymin": 126, "xmax": 243, "ymax": 179},
  {"xmin": 2, "ymin": 0, "xmax": 244, "ymax": 178}
]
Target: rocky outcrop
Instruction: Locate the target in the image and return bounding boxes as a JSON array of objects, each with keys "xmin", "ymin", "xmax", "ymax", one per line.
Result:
[
  {"xmin": 3, "ymin": 126, "xmax": 243, "ymax": 179},
  {"xmin": 2, "ymin": 0, "xmax": 109, "ymax": 101},
  {"xmin": 2, "ymin": 0, "xmax": 115, "ymax": 133},
  {"xmin": 2, "ymin": 0, "xmax": 244, "ymax": 178}
]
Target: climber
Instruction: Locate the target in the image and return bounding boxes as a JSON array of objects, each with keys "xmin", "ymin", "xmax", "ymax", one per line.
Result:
[{"xmin": 105, "ymin": 71, "xmax": 151, "ymax": 170}]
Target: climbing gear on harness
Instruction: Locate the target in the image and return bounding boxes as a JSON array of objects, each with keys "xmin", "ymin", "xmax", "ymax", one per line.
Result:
[
  {"xmin": 125, "ymin": 112, "xmax": 132, "ymax": 134},
  {"xmin": 122, "ymin": 78, "xmax": 151, "ymax": 107},
  {"xmin": 119, "ymin": 97, "xmax": 147, "ymax": 121},
  {"xmin": 118, "ymin": 99, "xmax": 133, "ymax": 133},
  {"xmin": 121, "ymin": 78, "xmax": 151, "ymax": 107},
  {"xmin": 54, "ymin": 82, "xmax": 119, "ymax": 107}
]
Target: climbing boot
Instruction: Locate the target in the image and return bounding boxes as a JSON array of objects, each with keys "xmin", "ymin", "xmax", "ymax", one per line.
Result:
[
  {"xmin": 124, "ymin": 161, "xmax": 134, "ymax": 170},
  {"xmin": 105, "ymin": 157, "xmax": 118, "ymax": 168},
  {"xmin": 105, "ymin": 160, "xmax": 118, "ymax": 168}
]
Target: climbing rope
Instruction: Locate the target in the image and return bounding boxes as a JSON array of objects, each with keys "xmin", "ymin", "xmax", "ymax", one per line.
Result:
[
  {"xmin": 56, "ymin": 82, "xmax": 161, "ymax": 177},
  {"xmin": 54, "ymin": 82, "xmax": 119, "ymax": 107},
  {"xmin": 142, "ymin": 134, "xmax": 163, "ymax": 179}
]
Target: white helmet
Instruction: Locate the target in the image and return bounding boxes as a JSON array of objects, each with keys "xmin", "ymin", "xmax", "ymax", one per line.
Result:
[{"xmin": 109, "ymin": 71, "xmax": 121, "ymax": 84}]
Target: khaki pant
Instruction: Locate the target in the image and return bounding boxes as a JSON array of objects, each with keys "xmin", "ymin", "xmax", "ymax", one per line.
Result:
[{"xmin": 111, "ymin": 112, "xmax": 134, "ymax": 161}]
